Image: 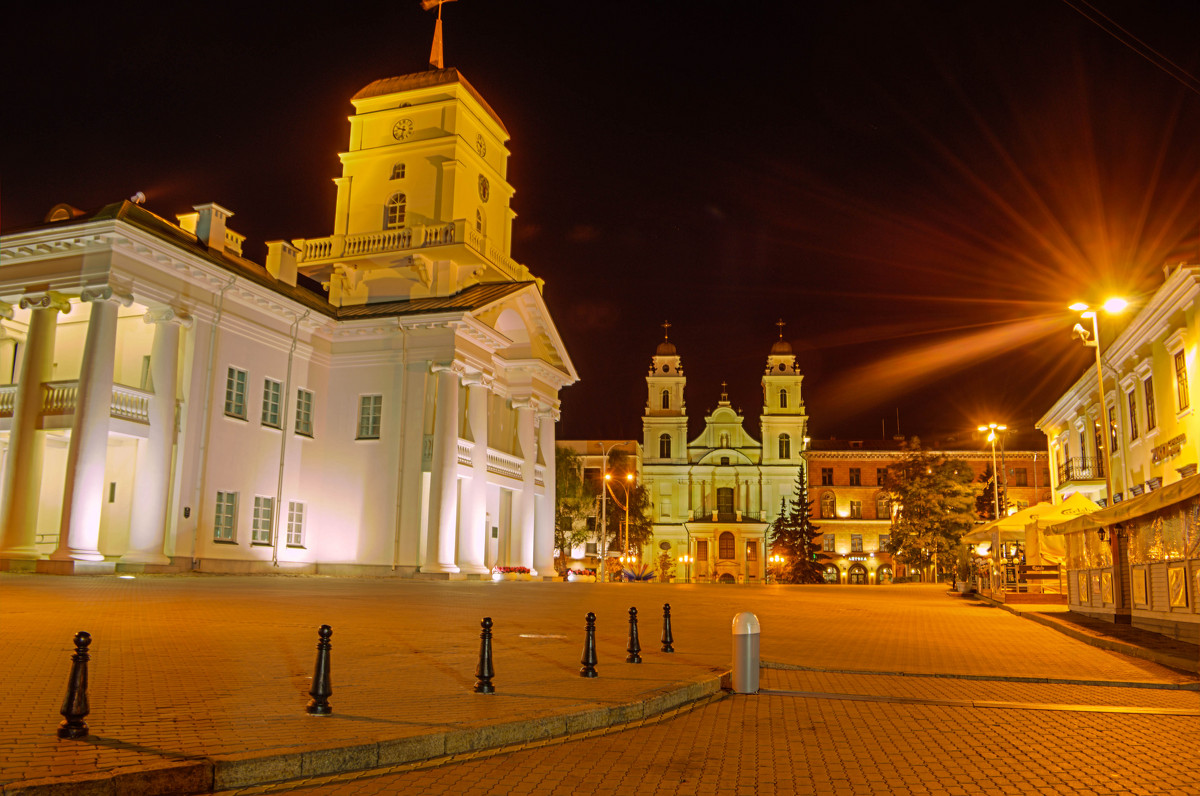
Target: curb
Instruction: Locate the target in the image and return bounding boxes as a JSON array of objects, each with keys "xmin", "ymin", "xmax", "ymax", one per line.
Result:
[
  {"xmin": 975, "ymin": 596, "xmax": 1199, "ymax": 675},
  {"xmin": 3, "ymin": 672, "xmax": 727, "ymax": 796}
]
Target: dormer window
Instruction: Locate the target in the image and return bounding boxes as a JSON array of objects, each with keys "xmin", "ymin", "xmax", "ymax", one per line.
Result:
[
  {"xmin": 390, "ymin": 163, "xmax": 406, "ymax": 180},
  {"xmin": 661, "ymin": 389, "xmax": 670, "ymax": 410},
  {"xmin": 779, "ymin": 389, "xmax": 788, "ymax": 409},
  {"xmin": 385, "ymin": 193, "xmax": 406, "ymax": 229}
]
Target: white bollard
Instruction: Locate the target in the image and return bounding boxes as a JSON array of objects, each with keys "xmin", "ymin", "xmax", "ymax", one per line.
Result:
[{"xmin": 731, "ymin": 612, "xmax": 760, "ymax": 694}]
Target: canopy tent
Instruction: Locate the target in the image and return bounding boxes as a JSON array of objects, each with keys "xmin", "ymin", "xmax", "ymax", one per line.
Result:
[
  {"xmin": 1046, "ymin": 473, "xmax": 1200, "ymax": 536},
  {"xmin": 1020, "ymin": 492, "xmax": 1099, "ymax": 565},
  {"xmin": 962, "ymin": 504, "xmax": 1044, "ymax": 544}
]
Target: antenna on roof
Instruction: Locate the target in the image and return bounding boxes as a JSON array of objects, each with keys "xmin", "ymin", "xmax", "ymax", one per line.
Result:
[{"xmin": 421, "ymin": 0, "xmax": 458, "ymax": 70}]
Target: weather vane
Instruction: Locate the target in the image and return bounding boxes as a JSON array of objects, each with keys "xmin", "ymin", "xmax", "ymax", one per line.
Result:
[{"xmin": 420, "ymin": 0, "xmax": 458, "ymax": 70}]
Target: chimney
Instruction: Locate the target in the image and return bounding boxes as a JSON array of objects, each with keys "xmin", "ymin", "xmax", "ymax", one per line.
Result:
[
  {"xmin": 178, "ymin": 202, "xmax": 235, "ymax": 251},
  {"xmin": 265, "ymin": 240, "xmax": 299, "ymax": 286}
]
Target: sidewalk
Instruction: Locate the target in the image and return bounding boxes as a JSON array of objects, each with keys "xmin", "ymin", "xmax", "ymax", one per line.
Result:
[
  {"xmin": 4, "ymin": 576, "xmax": 1196, "ymax": 796},
  {"xmin": 972, "ymin": 592, "xmax": 1200, "ymax": 674}
]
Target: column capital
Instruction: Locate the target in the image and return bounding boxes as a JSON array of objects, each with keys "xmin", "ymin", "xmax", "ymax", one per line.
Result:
[
  {"xmin": 18, "ymin": 291, "xmax": 72, "ymax": 313},
  {"xmin": 461, "ymin": 370, "xmax": 493, "ymax": 387},
  {"xmin": 80, "ymin": 286, "xmax": 133, "ymax": 307},
  {"xmin": 144, "ymin": 306, "xmax": 194, "ymax": 329},
  {"xmin": 430, "ymin": 361, "xmax": 464, "ymax": 377},
  {"xmin": 0, "ymin": 301, "xmax": 12, "ymax": 320},
  {"xmin": 511, "ymin": 397, "xmax": 534, "ymax": 411},
  {"xmin": 536, "ymin": 406, "xmax": 561, "ymax": 423}
]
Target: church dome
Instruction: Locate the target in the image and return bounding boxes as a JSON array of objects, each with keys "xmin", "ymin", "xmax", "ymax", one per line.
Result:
[
  {"xmin": 770, "ymin": 338, "xmax": 793, "ymax": 356},
  {"xmin": 656, "ymin": 340, "xmax": 677, "ymax": 356}
]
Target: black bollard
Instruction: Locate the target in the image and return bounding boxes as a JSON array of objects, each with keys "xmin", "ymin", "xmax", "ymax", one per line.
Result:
[
  {"xmin": 626, "ymin": 607, "xmax": 642, "ymax": 663},
  {"xmin": 58, "ymin": 631, "xmax": 91, "ymax": 739},
  {"xmin": 661, "ymin": 603, "xmax": 675, "ymax": 653},
  {"xmin": 474, "ymin": 617, "xmax": 496, "ymax": 693},
  {"xmin": 580, "ymin": 612, "xmax": 598, "ymax": 678},
  {"xmin": 306, "ymin": 625, "xmax": 333, "ymax": 715}
]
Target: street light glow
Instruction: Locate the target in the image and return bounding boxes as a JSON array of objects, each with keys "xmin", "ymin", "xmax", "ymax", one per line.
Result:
[{"xmin": 1103, "ymin": 298, "xmax": 1128, "ymax": 313}]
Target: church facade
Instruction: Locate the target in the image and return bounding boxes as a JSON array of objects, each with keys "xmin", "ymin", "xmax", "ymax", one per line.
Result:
[
  {"xmin": 0, "ymin": 66, "xmax": 576, "ymax": 577},
  {"xmin": 639, "ymin": 334, "xmax": 809, "ymax": 583}
]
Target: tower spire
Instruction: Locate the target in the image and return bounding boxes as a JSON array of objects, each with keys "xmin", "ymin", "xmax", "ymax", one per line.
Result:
[{"xmin": 421, "ymin": 0, "xmax": 458, "ymax": 70}]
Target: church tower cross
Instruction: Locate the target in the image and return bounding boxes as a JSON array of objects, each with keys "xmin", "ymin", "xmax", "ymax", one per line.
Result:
[
  {"xmin": 776, "ymin": 318, "xmax": 786, "ymax": 339},
  {"xmin": 661, "ymin": 320, "xmax": 671, "ymax": 340}
]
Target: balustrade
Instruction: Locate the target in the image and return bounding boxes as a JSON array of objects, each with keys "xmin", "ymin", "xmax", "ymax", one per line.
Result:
[
  {"xmin": 0, "ymin": 385, "xmax": 15, "ymax": 417},
  {"xmin": 1057, "ymin": 456, "xmax": 1105, "ymax": 484},
  {"xmin": 486, "ymin": 449, "xmax": 523, "ymax": 480}
]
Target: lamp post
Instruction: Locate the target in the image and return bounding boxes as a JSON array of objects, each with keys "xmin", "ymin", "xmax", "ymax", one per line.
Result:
[
  {"xmin": 679, "ymin": 553, "xmax": 692, "ymax": 583},
  {"xmin": 605, "ymin": 472, "xmax": 634, "ymax": 557},
  {"xmin": 1068, "ymin": 299, "xmax": 1127, "ymax": 506},
  {"xmin": 595, "ymin": 441, "xmax": 624, "ymax": 583},
  {"xmin": 977, "ymin": 423, "xmax": 1007, "ymax": 520}
]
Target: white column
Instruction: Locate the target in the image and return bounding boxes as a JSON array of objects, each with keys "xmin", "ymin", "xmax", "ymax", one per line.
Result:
[
  {"xmin": 456, "ymin": 375, "xmax": 489, "ymax": 574},
  {"xmin": 52, "ymin": 287, "xmax": 132, "ymax": 562},
  {"xmin": 533, "ymin": 407, "xmax": 558, "ymax": 577},
  {"xmin": 513, "ymin": 399, "xmax": 536, "ymax": 570},
  {"xmin": 122, "ymin": 308, "xmax": 190, "ymax": 564},
  {"xmin": 422, "ymin": 364, "xmax": 460, "ymax": 574},
  {"xmin": 0, "ymin": 294, "xmax": 70, "ymax": 560}
]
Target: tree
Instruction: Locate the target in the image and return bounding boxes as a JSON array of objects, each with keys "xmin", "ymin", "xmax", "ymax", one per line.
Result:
[
  {"xmin": 883, "ymin": 440, "xmax": 976, "ymax": 581},
  {"xmin": 768, "ymin": 468, "xmax": 824, "ymax": 584},
  {"xmin": 976, "ymin": 465, "xmax": 999, "ymax": 521},
  {"xmin": 554, "ymin": 445, "xmax": 594, "ymax": 572}
]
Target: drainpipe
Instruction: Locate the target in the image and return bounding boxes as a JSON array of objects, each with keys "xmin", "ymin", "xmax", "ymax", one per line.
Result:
[
  {"xmin": 272, "ymin": 310, "xmax": 309, "ymax": 567},
  {"xmin": 191, "ymin": 275, "xmax": 238, "ymax": 568},
  {"xmin": 393, "ymin": 321, "xmax": 408, "ymax": 571}
]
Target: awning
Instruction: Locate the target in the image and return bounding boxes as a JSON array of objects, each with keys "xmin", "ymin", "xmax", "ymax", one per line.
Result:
[
  {"xmin": 962, "ymin": 493, "xmax": 1097, "ymax": 543},
  {"xmin": 1046, "ymin": 473, "xmax": 1200, "ymax": 535}
]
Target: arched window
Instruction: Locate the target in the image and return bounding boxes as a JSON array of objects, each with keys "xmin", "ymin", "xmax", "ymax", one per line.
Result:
[
  {"xmin": 718, "ymin": 532, "xmax": 735, "ymax": 559},
  {"xmin": 779, "ymin": 389, "xmax": 788, "ymax": 408},
  {"xmin": 390, "ymin": 163, "xmax": 405, "ymax": 180},
  {"xmin": 659, "ymin": 433, "xmax": 671, "ymax": 459},
  {"xmin": 778, "ymin": 433, "xmax": 790, "ymax": 459},
  {"xmin": 661, "ymin": 389, "xmax": 670, "ymax": 410},
  {"xmin": 385, "ymin": 193, "xmax": 406, "ymax": 229},
  {"xmin": 875, "ymin": 492, "xmax": 890, "ymax": 519},
  {"xmin": 821, "ymin": 491, "xmax": 836, "ymax": 519},
  {"xmin": 475, "ymin": 208, "xmax": 486, "ymax": 235}
]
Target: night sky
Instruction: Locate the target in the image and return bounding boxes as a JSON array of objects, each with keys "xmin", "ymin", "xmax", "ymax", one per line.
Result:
[{"xmin": 3, "ymin": 1, "xmax": 1199, "ymax": 446}]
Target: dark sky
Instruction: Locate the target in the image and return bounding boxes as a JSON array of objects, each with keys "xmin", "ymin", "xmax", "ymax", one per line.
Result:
[{"xmin": 4, "ymin": 1, "xmax": 1199, "ymax": 445}]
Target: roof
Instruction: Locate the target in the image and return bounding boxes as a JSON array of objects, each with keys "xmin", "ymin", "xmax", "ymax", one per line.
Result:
[
  {"xmin": 1047, "ymin": 473, "xmax": 1200, "ymax": 535},
  {"xmin": 336, "ymin": 281, "xmax": 536, "ymax": 317},
  {"xmin": 352, "ymin": 68, "xmax": 509, "ymax": 137},
  {"xmin": 770, "ymin": 338, "xmax": 793, "ymax": 355},
  {"xmin": 655, "ymin": 340, "xmax": 677, "ymax": 356}
]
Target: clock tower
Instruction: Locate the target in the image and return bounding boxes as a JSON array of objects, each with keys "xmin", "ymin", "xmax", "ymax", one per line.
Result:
[{"xmin": 760, "ymin": 323, "xmax": 807, "ymax": 467}]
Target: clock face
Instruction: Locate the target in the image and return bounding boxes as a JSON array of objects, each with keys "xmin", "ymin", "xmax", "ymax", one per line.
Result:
[
  {"xmin": 476, "ymin": 134, "xmax": 486, "ymax": 156},
  {"xmin": 478, "ymin": 175, "xmax": 490, "ymax": 202},
  {"xmin": 392, "ymin": 118, "xmax": 414, "ymax": 140}
]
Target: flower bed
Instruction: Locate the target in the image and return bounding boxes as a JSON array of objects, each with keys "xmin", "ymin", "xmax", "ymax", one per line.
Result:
[
  {"xmin": 491, "ymin": 566, "xmax": 532, "ymax": 582},
  {"xmin": 566, "ymin": 568, "xmax": 596, "ymax": 583}
]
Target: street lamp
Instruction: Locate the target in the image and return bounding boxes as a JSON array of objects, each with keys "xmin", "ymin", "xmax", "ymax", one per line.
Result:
[
  {"xmin": 679, "ymin": 553, "xmax": 692, "ymax": 583},
  {"xmin": 977, "ymin": 423, "xmax": 1007, "ymax": 519},
  {"xmin": 768, "ymin": 554, "xmax": 785, "ymax": 583},
  {"xmin": 595, "ymin": 441, "xmax": 624, "ymax": 583},
  {"xmin": 1068, "ymin": 299, "xmax": 1127, "ymax": 505},
  {"xmin": 605, "ymin": 471, "xmax": 634, "ymax": 557}
]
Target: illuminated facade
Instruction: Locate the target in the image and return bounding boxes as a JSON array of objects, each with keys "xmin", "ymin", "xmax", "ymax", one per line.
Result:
[
  {"xmin": 0, "ymin": 67, "xmax": 576, "ymax": 577},
  {"xmin": 806, "ymin": 441, "xmax": 1050, "ymax": 584},
  {"xmin": 638, "ymin": 335, "xmax": 809, "ymax": 583}
]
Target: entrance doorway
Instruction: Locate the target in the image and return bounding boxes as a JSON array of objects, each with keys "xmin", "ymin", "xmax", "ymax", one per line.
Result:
[
  {"xmin": 877, "ymin": 565, "xmax": 893, "ymax": 584},
  {"xmin": 848, "ymin": 563, "xmax": 868, "ymax": 584}
]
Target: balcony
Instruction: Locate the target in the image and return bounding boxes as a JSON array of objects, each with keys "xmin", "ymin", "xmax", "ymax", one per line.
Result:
[
  {"xmin": 1057, "ymin": 456, "xmax": 1104, "ymax": 484},
  {"xmin": 0, "ymin": 381, "xmax": 153, "ymax": 429},
  {"xmin": 293, "ymin": 220, "xmax": 532, "ymax": 283}
]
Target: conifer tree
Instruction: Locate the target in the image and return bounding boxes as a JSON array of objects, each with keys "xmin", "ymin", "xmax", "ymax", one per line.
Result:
[{"xmin": 769, "ymin": 468, "xmax": 824, "ymax": 584}]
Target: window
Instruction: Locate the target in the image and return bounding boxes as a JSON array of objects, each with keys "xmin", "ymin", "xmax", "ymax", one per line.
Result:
[
  {"xmin": 1108, "ymin": 407, "xmax": 1119, "ymax": 454},
  {"xmin": 295, "ymin": 388, "xmax": 314, "ymax": 437},
  {"xmin": 874, "ymin": 493, "xmax": 889, "ymax": 519},
  {"xmin": 475, "ymin": 208, "xmax": 484, "ymax": 235},
  {"xmin": 1144, "ymin": 377, "xmax": 1157, "ymax": 431},
  {"xmin": 224, "ymin": 367, "xmax": 247, "ymax": 419},
  {"xmin": 820, "ymin": 491, "xmax": 835, "ymax": 519},
  {"xmin": 851, "ymin": 534, "xmax": 863, "ymax": 552},
  {"xmin": 779, "ymin": 389, "xmax": 788, "ymax": 408},
  {"xmin": 357, "ymin": 394, "xmax": 383, "ymax": 440},
  {"xmin": 1175, "ymin": 350, "xmax": 1189, "ymax": 412},
  {"xmin": 697, "ymin": 540, "xmax": 708, "ymax": 561},
  {"xmin": 823, "ymin": 534, "xmax": 835, "ymax": 552},
  {"xmin": 876, "ymin": 467, "xmax": 887, "ymax": 486},
  {"xmin": 746, "ymin": 541, "xmax": 758, "ymax": 561},
  {"xmin": 252, "ymin": 497, "xmax": 274, "ymax": 545},
  {"xmin": 779, "ymin": 433, "xmax": 790, "ymax": 459},
  {"xmin": 879, "ymin": 534, "xmax": 891, "ymax": 550},
  {"xmin": 1127, "ymin": 389, "xmax": 1139, "ymax": 441},
  {"xmin": 718, "ymin": 532, "xmax": 735, "ymax": 559},
  {"xmin": 849, "ymin": 500, "xmax": 862, "ymax": 519},
  {"xmin": 286, "ymin": 501, "xmax": 305, "ymax": 547},
  {"xmin": 849, "ymin": 468, "xmax": 861, "ymax": 486},
  {"xmin": 659, "ymin": 433, "xmax": 671, "ymax": 459},
  {"xmin": 385, "ymin": 192, "xmax": 406, "ymax": 229},
  {"xmin": 390, "ymin": 163, "xmax": 405, "ymax": 180},
  {"xmin": 261, "ymin": 379, "xmax": 282, "ymax": 428},
  {"xmin": 1093, "ymin": 419, "xmax": 1103, "ymax": 460},
  {"xmin": 661, "ymin": 389, "xmax": 670, "ymax": 410},
  {"xmin": 821, "ymin": 468, "xmax": 833, "ymax": 486},
  {"xmin": 585, "ymin": 542, "xmax": 598, "ymax": 555},
  {"xmin": 214, "ymin": 491, "xmax": 237, "ymax": 542},
  {"xmin": 1014, "ymin": 467, "xmax": 1028, "ymax": 487},
  {"xmin": 717, "ymin": 488, "xmax": 734, "ymax": 517}
]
